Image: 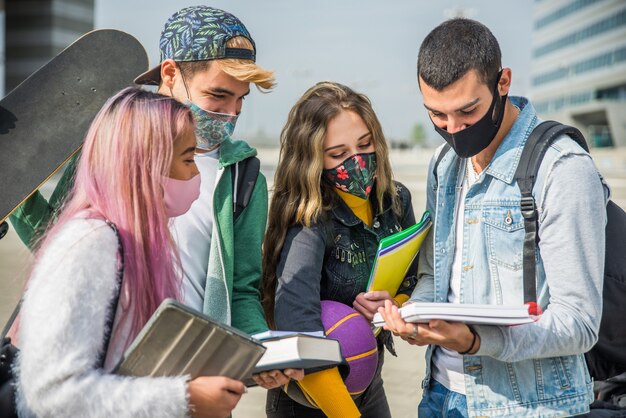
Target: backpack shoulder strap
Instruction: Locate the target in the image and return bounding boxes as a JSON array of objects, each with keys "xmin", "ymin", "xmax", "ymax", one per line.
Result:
[
  {"xmin": 98, "ymin": 220, "xmax": 124, "ymax": 368},
  {"xmin": 1, "ymin": 301, "xmax": 20, "ymax": 340},
  {"xmin": 231, "ymin": 156, "xmax": 260, "ymax": 221},
  {"xmin": 432, "ymin": 143, "xmax": 452, "ymax": 190},
  {"xmin": 515, "ymin": 120, "xmax": 588, "ymax": 303},
  {"xmin": 516, "ymin": 121, "xmax": 588, "ymax": 198}
]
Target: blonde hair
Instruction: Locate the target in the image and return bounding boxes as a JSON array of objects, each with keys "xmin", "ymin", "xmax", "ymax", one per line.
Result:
[
  {"xmin": 261, "ymin": 81, "xmax": 400, "ymax": 327},
  {"xmin": 178, "ymin": 37, "xmax": 275, "ymax": 91}
]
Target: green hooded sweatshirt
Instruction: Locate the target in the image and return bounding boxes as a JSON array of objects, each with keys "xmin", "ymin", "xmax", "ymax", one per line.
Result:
[{"xmin": 9, "ymin": 137, "xmax": 269, "ymax": 335}]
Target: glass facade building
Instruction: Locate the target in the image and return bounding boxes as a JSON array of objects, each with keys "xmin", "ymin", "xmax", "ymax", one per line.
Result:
[{"xmin": 530, "ymin": 0, "xmax": 626, "ymax": 147}]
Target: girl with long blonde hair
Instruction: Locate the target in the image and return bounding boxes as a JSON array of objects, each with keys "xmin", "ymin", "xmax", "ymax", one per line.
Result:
[{"xmin": 262, "ymin": 82, "xmax": 419, "ymax": 417}]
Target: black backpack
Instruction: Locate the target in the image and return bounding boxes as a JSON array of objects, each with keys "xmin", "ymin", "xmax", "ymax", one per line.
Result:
[{"xmin": 433, "ymin": 121, "xmax": 626, "ymax": 383}]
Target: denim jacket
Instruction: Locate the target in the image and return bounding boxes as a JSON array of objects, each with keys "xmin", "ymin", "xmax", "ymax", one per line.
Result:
[
  {"xmin": 274, "ymin": 182, "xmax": 417, "ymax": 339},
  {"xmin": 411, "ymin": 97, "xmax": 609, "ymax": 417}
]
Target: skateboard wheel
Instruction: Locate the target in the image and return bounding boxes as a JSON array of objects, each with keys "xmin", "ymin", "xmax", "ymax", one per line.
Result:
[{"xmin": 0, "ymin": 221, "xmax": 8, "ymax": 240}]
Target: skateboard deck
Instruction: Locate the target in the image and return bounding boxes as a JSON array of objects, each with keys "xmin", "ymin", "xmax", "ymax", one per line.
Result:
[{"xmin": 0, "ymin": 29, "xmax": 149, "ymax": 227}]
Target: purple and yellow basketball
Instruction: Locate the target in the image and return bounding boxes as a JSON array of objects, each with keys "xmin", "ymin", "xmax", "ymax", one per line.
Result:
[
  {"xmin": 283, "ymin": 300, "xmax": 379, "ymax": 408},
  {"xmin": 320, "ymin": 300, "xmax": 378, "ymax": 395}
]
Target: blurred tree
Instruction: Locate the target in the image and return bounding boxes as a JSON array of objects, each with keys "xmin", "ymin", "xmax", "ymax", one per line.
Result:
[{"xmin": 410, "ymin": 123, "xmax": 427, "ymax": 147}]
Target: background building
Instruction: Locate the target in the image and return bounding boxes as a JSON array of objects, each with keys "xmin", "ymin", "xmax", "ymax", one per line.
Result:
[
  {"xmin": 4, "ymin": 0, "xmax": 93, "ymax": 94},
  {"xmin": 530, "ymin": 0, "xmax": 626, "ymax": 147}
]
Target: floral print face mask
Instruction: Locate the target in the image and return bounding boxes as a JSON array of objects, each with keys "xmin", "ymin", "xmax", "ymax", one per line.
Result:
[
  {"xmin": 186, "ymin": 101, "xmax": 238, "ymax": 150},
  {"xmin": 323, "ymin": 152, "xmax": 377, "ymax": 200}
]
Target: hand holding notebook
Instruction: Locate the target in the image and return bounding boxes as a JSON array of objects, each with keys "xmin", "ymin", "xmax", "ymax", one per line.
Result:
[{"xmin": 372, "ymin": 302, "xmax": 536, "ymax": 327}]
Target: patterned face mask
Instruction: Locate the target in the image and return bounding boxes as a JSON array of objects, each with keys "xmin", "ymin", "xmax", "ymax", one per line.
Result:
[
  {"xmin": 186, "ymin": 101, "xmax": 238, "ymax": 150},
  {"xmin": 323, "ymin": 152, "xmax": 377, "ymax": 200}
]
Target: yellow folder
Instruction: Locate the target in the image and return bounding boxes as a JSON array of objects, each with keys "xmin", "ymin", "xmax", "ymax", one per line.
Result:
[{"xmin": 366, "ymin": 211, "xmax": 432, "ymax": 296}]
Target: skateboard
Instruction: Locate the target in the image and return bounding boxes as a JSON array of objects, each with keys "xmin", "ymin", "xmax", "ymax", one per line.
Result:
[{"xmin": 0, "ymin": 29, "xmax": 149, "ymax": 234}]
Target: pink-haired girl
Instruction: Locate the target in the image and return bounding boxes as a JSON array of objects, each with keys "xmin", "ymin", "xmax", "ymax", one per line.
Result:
[{"xmin": 15, "ymin": 87, "xmax": 244, "ymax": 418}]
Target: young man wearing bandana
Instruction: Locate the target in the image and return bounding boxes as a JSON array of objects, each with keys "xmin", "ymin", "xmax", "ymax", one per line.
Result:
[
  {"xmin": 10, "ymin": 5, "xmax": 302, "ymax": 392},
  {"xmin": 136, "ymin": 5, "xmax": 302, "ymax": 390},
  {"xmin": 380, "ymin": 18, "xmax": 609, "ymax": 417}
]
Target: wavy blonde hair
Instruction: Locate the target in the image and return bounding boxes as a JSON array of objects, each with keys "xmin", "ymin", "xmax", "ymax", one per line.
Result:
[
  {"xmin": 178, "ymin": 36, "xmax": 275, "ymax": 91},
  {"xmin": 261, "ymin": 81, "xmax": 399, "ymax": 327}
]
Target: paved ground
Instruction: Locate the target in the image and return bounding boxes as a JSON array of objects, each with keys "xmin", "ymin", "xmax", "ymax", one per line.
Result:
[{"xmin": 1, "ymin": 146, "xmax": 625, "ymax": 417}]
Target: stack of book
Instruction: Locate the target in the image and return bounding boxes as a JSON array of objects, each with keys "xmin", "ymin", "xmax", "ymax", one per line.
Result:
[
  {"xmin": 115, "ymin": 300, "xmax": 343, "ymax": 386},
  {"xmin": 252, "ymin": 331, "xmax": 343, "ymax": 373}
]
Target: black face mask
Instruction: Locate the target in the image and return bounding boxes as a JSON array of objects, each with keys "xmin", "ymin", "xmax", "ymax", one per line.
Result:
[{"xmin": 431, "ymin": 71, "xmax": 507, "ymax": 158}]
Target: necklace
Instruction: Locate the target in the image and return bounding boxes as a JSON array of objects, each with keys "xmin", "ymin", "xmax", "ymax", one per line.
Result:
[
  {"xmin": 469, "ymin": 158, "xmax": 480, "ymax": 175},
  {"xmin": 464, "ymin": 158, "xmax": 479, "ymax": 189},
  {"xmin": 467, "ymin": 158, "xmax": 479, "ymax": 183}
]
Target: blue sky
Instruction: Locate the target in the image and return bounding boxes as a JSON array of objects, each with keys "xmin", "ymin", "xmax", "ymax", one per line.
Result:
[{"xmin": 95, "ymin": 1, "xmax": 533, "ymax": 144}]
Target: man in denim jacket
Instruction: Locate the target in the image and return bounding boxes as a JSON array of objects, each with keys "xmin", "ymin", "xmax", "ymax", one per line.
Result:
[{"xmin": 380, "ymin": 18, "xmax": 609, "ymax": 417}]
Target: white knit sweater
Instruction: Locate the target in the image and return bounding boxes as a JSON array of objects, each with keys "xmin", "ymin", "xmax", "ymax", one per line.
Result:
[{"xmin": 15, "ymin": 218, "xmax": 189, "ymax": 417}]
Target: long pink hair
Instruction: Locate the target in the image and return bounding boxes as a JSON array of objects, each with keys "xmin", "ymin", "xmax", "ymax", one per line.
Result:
[{"xmin": 34, "ymin": 87, "xmax": 194, "ymax": 342}]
